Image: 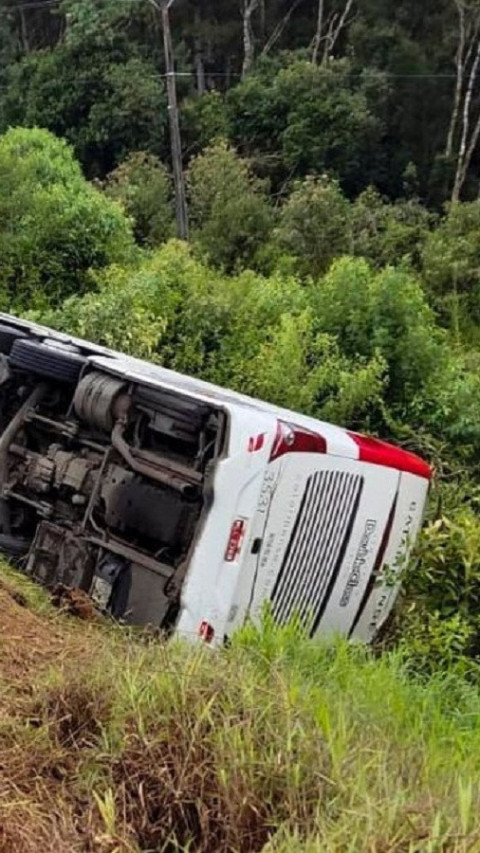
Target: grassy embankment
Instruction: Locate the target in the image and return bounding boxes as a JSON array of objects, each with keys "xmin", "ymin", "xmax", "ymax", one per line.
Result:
[{"xmin": 1, "ymin": 562, "xmax": 480, "ymax": 852}]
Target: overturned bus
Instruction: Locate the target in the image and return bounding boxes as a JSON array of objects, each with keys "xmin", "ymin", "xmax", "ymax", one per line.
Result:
[{"xmin": 0, "ymin": 313, "xmax": 431, "ymax": 644}]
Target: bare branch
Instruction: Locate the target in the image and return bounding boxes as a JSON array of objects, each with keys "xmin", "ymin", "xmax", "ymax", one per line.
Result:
[
  {"xmin": 263, "ymin": 0, "xmax": 304, "ymax": 56},
  {"xmin": 460, "ymin": 34, "xmax": 480, "ymax": 161},
  {"xmin": 324, "ymin": 0, "xmax": 354, "ymax": 61},
  {"xmin": 322, "ymin": 11, "xmax": 338, "ymax": 63},
  {"xmin": 311, "ymin": 0, "xmax": 354, "ymax": 64},
  {"xmin": 454, "ymin": 108, "xmax": 480, "ymax": 197}
]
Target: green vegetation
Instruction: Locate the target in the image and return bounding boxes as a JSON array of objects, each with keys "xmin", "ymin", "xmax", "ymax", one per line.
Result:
[
  {"xmin": 0, "ymin": 0, "xmax": 476, "ymax": 204},
  {"xmin": 0, "ymin": 127, "xmax": 135, "ymax": 309},
  {"xmin": 187, "ymin": 140, "xmax": 273, "ymax": 271},
  {"xmin": 1, "ymin": 0, "xmax": 480, "ymax": 844},
  {"xmin": 2, "ymin": 566, "xmax": 480, "ymax": 852},
  {"xmin": 5, "ymin": 117, "xmax": 480, "ymax": 672},
  {"xmin": 103, "ymin": 151, "xmax": 175, "ymax": 247}
]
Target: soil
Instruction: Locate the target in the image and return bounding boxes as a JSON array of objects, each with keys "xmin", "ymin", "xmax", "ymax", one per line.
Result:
[
  {"xmin": 0, "ymin": 579, "xmax": 101, "ymax": 689},
  {"xmin": 0, "ymin": 584, "xmax": 65, "ymax": 683},
  {"xmin": 0, "ymin": 579, "xmax": 106, "ymax": 852}
]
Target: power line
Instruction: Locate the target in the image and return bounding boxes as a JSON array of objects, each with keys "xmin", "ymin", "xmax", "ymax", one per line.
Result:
[
  {"xmin": 156, "ymin": 71, "xmax": 461, "ymax": 80},
  {"xmin": 2, "ymin": 0, "xmax": 59, "ymax": 9}
]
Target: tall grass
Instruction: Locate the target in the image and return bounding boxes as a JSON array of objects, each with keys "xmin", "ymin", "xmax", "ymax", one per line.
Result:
[{"xmin": 2, "ymin": 568, "xmax": 480, "ymax": 851}]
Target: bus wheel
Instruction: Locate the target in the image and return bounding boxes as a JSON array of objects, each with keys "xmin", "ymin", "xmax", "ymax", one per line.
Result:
[
  {"xmin": 10, "ymin": 338, "xmax": 86, "ymax": 384},
  {"xmin": 0, "ymin": 324, "xmax": 27, "ymax": 355}
]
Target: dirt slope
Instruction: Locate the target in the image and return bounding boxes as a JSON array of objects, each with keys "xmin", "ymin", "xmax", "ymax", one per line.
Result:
[
  {"xmin": 0, "ymin": 583, "xmax": 67, "ymax": 684},
  {"xmin": 0, "ymin": 579, "xmax": 105, "ymax": 852}
]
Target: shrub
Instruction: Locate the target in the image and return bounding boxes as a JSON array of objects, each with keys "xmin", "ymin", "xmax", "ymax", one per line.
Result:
[
  {"xmin": 1, "ymin": 42, "xmax": 168, "ymax": 176},
  {"xmin": 187, "ymin": 140, "xmax": 273, "ymax": 271},
  {"xmin": 422, "ymin": 202, "xmax": 480, "ymax": 327},
  {"xmin": 227, "ymin": 56, "xmax": 383, "ymax": 194},
  {"xmin": 181, "ymin": 90, "xmax": 231, "ymax": 156},
  {"xmin": 103, "ymin": 152, "xmax": 175, "ymax": 247},
  {"xmin": 0, "ymin": 127, "xmax": 135, "ymax": 309},
  {"xmin": 32, "ymin": 241, "xmax": 386, "ymax": 427},
  {"xmin": 351, "ymin": 186, "xmax": 434, "ymax": 269},
  {"xmin": 274, "ymin": 175, "xmax": 352, "ymax": 279},
  {"xmin": 310, "ymin": 257, "xmax": 447, "ymax": 419}
]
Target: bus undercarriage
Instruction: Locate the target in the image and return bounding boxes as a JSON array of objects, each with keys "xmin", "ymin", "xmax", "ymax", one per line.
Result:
[{"xmin": 0, "ymin": 324, "xmax": 224, "ymax": 629}]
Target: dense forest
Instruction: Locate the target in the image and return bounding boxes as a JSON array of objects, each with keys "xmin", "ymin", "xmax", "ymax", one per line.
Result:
[
  {"xmin": 1, "ymin": 0, "xmax": 480, "ymax": 670},
  {"xmin": 2, "ymin": 0, "xmax": 480, "ymax": 202}
]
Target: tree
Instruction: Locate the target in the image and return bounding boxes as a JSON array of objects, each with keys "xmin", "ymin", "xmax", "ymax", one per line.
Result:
[
  {"xmin": 242, "ymin": 0, "xmax": 260, "ymax": 76},
  {"xmin": 310, "ymin": 257, "xmax": 448, "ymax": 418},
  {"xmin": 32, "ymin": 262, "xmax": 168, "ymax": 360},
  {"xmin": 0, "ymin": 0, "xmax": 467, "ymax": 205},
  {"xmin": 446, "ymin": 0, "xmax": 480, "ymax": 201},
  {"xmin": 274, "ymin": 175, "xmax": 351, "ymax": 277},
  {"xmin": 351, "ymin": 186, "xmax": 435, "ymax": 269},
  {"xmin": 187, "ymin": 140, "xmax": 273, "ymax": 270},
  {"xmin": 347, "ymin": 0, "xmax": 453, "ymax": 200},
  {"xmin": 422, "ymin": 201, "xmax": 480, "ymax": 326},
  {"xmin": 241, "ymin": 0, "xmax": 308, "ymax": 77},
  {"xmin": 0, "ymin": 127, "xmax": 135, "ymax": 309},
  {"xmin": 181, "ymin": 91, "xmax": 231, "ymax": 157},
  {"xmin": 312, "ymin": 0, "xmax": 355, "ymax": 65},
  {"xmin": 103, "ymin": 152, "xmax": 175, "ymax": 247},
  {"xmin": 1, "ymin": 5, "xmax": 168, "ymax": 176},
  {"xmin": 227, "ymin": 56, "xmax": 384, "ymax": 194},
  {"xmin": 35, "ymin": 239, "xmax": 388, "ymax": 427},
  {"xmin": 0, "ymin": 0, "xmax": 61, "ymax": 58},
  {"xmin": 156, "ymin": 0, "xmax": 189, "ymax": 240}
]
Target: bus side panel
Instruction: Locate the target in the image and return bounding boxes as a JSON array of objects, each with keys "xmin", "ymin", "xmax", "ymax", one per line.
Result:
[{"xmin": 350, "ymin": 471, "xmax": 429, "ymax": 643}]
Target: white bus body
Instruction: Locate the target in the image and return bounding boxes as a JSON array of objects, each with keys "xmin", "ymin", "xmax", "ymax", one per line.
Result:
[{"xmin": 0, "ymin": 313, "xmax": 431, "ymax": 644}]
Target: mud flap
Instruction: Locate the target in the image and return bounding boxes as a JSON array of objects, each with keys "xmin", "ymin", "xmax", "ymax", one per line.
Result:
[{"xmin": 90, "ymin": 554, "xmax": 131, "ymax": 618}]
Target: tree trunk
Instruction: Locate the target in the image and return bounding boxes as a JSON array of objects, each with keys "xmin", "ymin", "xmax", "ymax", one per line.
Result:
[
  {"xmin": 19, "ymin": 6, "xmax": 30, "ymax": 54},
  {"xmin": 312, "ymin": 0, "xmax": 324, "ymax": 64},
  {"xmin": 311, "ymin": 0, "xmax": 354, "ymax": 64},
  {"xmin": 454, "ymin": 105, "xmax": 480, "ymax": 200},
  {"xmin": 446, "ymin": 1, "xmax": 466, "ymax": 158},
  {"xmin": 452, "ymin": 30, "xmax": 480, "ymax": 200},
  {"xmin": 447, "ymin": 0, "xmax": 480, "ymax": 201},
  {"xmin": 194, "ymin": 5, "xmax": 206, "ymax": 95},
  {"xmin": 242, "ymin": 0, "xmax": 259, "ymax": 77},
  {"xmin": 160, "ymin": 0, "xmax": 189, "ymax": 240},
  {"xmin": 323, "ymin": 0, "xmax": 354, "ymax": 63}
]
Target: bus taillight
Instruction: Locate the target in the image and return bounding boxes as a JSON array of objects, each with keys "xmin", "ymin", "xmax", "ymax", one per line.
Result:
[
  {"xmin": 348, "ymin": 432, "xmax": 431, "ymax": 480},
  {"xmin": 199, "ymin": 620, "xmax": 215, "ymax": 642},
  {"xmin": 270, "ymin": 421, "xmax": 327, "ymax": 462}
]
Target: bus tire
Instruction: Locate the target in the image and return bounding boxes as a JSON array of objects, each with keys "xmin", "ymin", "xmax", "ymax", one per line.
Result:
[
  {"xmin": 10, "ymin": 339, "xmax": 86, "ymax": 384},
  {"xmin": 0, "ymin": 325, "xmax": 28, "ymax": 355}
]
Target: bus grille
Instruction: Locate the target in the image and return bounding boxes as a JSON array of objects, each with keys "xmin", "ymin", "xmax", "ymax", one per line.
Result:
[{"xmin": 270, "ymin": 470, "xmax": 363, "ymax": 634}]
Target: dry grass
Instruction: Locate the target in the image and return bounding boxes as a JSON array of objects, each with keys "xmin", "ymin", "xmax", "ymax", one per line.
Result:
[{"xmin": 2, "ymin": 565, "xmax": 480, "ymax": 851}]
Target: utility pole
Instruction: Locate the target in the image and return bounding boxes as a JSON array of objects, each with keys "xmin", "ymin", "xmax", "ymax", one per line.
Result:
[{"xmin": 152, "ymin": 0, "xmax": 189, "ymax": 240}]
